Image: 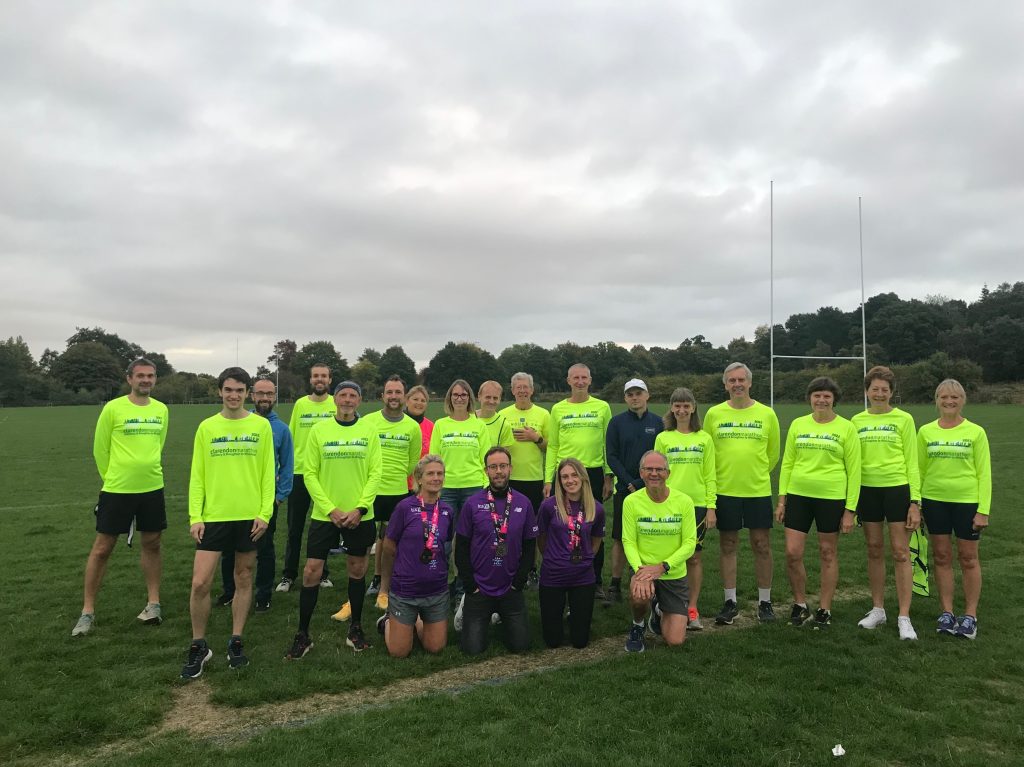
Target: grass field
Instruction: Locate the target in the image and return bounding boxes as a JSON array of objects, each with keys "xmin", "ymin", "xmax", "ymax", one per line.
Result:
[{"xmin": 1, "ymin": 400, "xmax": 1021, "ymax": 766}]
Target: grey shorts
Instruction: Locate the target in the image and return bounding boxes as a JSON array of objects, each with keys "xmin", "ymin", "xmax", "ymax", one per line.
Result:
[
  {"xmin": 388, "ymin": 592, "xmax": 449, "ymax": 626},
  {"xmin": 654, "ymin": 576, "xmax": 690, "ymax": 616}
]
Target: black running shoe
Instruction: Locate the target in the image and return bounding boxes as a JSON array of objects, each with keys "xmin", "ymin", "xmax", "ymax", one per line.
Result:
[
  {"xmin": 376, "ymin": 614, "xmax": 388, "ymax": 636},
  {"xmin": 526, "ymin": 569, "xmax": 539, "ymax": 591},
  {"xmin": 227, "ymin": 637, "xmax": 249, "ymax": 669},
  {"xmin": 594, "ymin": 584, "xmax": 607, "ymax": 602},
  {"xmin": 214, "ymin": 593, "xmax": 233, "ymax": 607},
  {"xmin": 366, "ymin": 575, "xmax": 381, "ymax": 597},
  {"xmin": 715, "ymin": 599, "xmax": 739, "ymax": 625},
  {"xmin": 757, "ymin": 601, "xmax": 777, "ymax": 622},
  {"xmin": 285, "ymin": 631, "xmax": 313, "ymax": 660},
  {"xmin": 608, "ymin": 584, "xmax": 623, "ymax": 604},
  {"xmin": 648, "ymin": 605, "xmax": 662, "ymax": 637},
  {"xmin": 811, "ymin": 608, "xmax": 832, "ymax": 629},
  {"xmin": 789, "ymin": 604, "xmax": 811, "ymax": 626},
  {"xmin": 346, "ymin": 623, "xmax": 372, "ymax": 652},
  {"xmin": 254, "ymin": 600, "xmax": 271, "ymax": 613},
  {"xmin": 180, "ymin": 640, "xmax": 213, "ymax": 679}
]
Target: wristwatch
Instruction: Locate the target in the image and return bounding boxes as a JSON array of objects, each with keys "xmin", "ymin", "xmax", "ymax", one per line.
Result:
[{"xmin": 661, "ymin": 561, "xmax": 670, "ymax": 573}]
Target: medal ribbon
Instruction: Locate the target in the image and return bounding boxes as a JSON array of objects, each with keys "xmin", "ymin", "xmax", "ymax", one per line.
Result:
[
  {"xmin": 418, "ymin": 496, "xmax": 441, "ymax": 552},
  {"xmin": 566, "ymin": 499, "xmax": 584, "ymax": 554},
  {"xmin": 487, "ymin": 489, "xmax": 513, "ymax": 547}
]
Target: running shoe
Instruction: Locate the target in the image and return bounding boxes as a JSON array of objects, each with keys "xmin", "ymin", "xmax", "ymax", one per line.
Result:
[
  {"xmin": 648, "ymin": 605, "xmax": 662, "ymax": 637},
  {"xmin": 955, "ymin": 615, "xmax": 977, "ymax": 640},
  {"xmin": 376, "ymin": 614, "xmax": 388, "ymax": 636},
  {"xmin": 214, "ymin": 593, "xmax": 233, "ymax": 607},
  {"xmin": 526, "ymin": 569, "xmax": 539, "ymax": 590},
  {"xmin": 319, "ymin": 577, "xmax": 334, "ymax": 589},
  {"xmin": 936, "ymin": 611, "xmax": 958, "ymax": 635},
  {"xmin": 180, "ymin": 640, "xmax": 213, "ymax": 679},
  {"xmin": 857, "ymin": 607, "xmax": 887, "ymax": 629},
  {"xmin": 275, "ymin": 577, "xmax": 293, "ymax": 593},
  {"xmin": 810, "ymin": 608, "xmax": 832, "ymax": 629},
  {"xmin": 789, "ymin": 604, "xmax": 811, "ymax": 627},
  {"xmin": 594, "ymin": 584, "xmax": 607, "ymax": 602},
  {"xmin": 608, "ymin": 583, "xmax": 623, "ymax": 604},
  {"xmin": 254, "ymin": 600, "xmax": 271, "ymax": 614},
  {"xmin": 227, "ymin": 637, "xmax": 249, "ymax": 669},
  {"xmin": 137, "ymin": 603, "xmax": 162, "ymax": 625},
  {"xmin": 346, "ymin": 624, "xmax": 371, "ymax": 652},
  {"xmin": 491, "ymin": 612, "xmax": 502, "ymax": 625},
  {"xmin": 757, "ymin": 601, "xmax": 777, "ymax": 622},
  {"xmin": 71, "ymin": 613, "xmax": 94, "ymax": 637},
  {"xmin": 715, "ymin": 599, "xmax": 739, "ymax": 625},
  {"xmin": 897, "ymin": 616, "xmax": 918, "ymax": 641},
  {"xmin": 331, "ymin": 601, "xmax": 351, "ymax": 622},
  {"xmin": 625, "ymin": 623, "xmax": 646, "ymax": 653},
  {"xmin": 687, "ymin": 606, "xmax": 703, "ymax": 631},
  {"xmin": 366, "ymin": 576, "xmax": 381, "ymax": 597},
  {"xmin": 375, "ymin": 593, "xmax": 389, "ymax": 610},
  {"xmin": 285, "ymin": 631, "xmax": 313, "ymax": 660},
  {"xmin": 454, "ymin": 594, "xmax": 466, "ymax": 632}
]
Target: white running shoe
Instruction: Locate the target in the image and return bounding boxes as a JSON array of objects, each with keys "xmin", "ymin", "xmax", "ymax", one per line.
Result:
[
  {"xmin": 71, "ymin": 613, "xmax": 94, "ymax": 637},
  {"xmin": 857, "ymin": 607, "xmax": 887, "ymax": 629},
  {"xmin": 276, "ymin": 578, "xmax": 293, "ymax": 593},
  {"xmin": 897, "ymin": 616, "xmax": 918, "ymax": 641},
  {"xmin": 454, "ymin": 594, "xmax": 466, "ymax": 632},
  {"xmin": 137, "ymin": 603, "xmax": 162, "ymax": 625},
  {"xmin": 491, "ymin": 612, "xmax": 501, "ymax": 625}
]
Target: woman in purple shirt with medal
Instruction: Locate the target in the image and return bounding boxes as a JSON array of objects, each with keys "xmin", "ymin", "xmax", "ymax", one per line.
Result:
[
  {"xmin": 537, "ymin": 457, "xmax": 606, "ymax": 648},
  {"xmin": 377, "ymin": 455, "xmax": 455, "ymax": 657}
]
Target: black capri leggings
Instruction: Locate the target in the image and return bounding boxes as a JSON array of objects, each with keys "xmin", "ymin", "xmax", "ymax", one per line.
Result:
[{"xmin": 538, "ymin": 583, "xmax": 596, "ymax": 649}]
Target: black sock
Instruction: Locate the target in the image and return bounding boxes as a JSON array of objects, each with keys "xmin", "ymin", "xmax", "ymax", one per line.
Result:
[
  {"xmin": 349, "ymin": 577, "xmax": 366, "ymax": 624},
  {"xmin": 299, "ymin": 585, "xmax": 319, "ymax": 634},
  {"xmin": 610, "ymin": 577, "xmax": 621, "ymax": 588}
]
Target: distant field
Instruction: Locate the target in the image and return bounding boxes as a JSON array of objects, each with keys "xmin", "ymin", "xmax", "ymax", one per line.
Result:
[{"xmin": 1, "ymin": 400, "xmax": 1021, "ymax": 766}]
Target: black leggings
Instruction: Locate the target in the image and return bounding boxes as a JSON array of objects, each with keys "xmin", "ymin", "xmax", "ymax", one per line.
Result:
[{"xmin": 539, "ymin": 583, "xmax": 596, "ymax": 648}]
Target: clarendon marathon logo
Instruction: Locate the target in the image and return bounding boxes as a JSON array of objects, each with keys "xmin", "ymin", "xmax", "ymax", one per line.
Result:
[
  {"xmin": 795, "ymin": 432, "xmax": 841, "ymax": 452},
  {"xmin": 715, "ymin": 420, "xmax": 764, "ymax": 439},
  {"xmin": 122, "ymin": 416, "xmax": 164, "ymax": 435},
  {"xmin": 857, "ymin": 424, "xmax": 899, "ymax": 444},
  {"xmin": 636, "ymin": 514, "xmax": 684, "ymax": 535},
  {"xmin": 209, "ymin": 432, "xmax": 261, "ymax": 457},
  {"xmin": 925, "ymin": 439, "xmax": 973, "ymax": 460},
  {"xmin": 322, "ymin": 438, "xmax": 370, "ymax": 459}
]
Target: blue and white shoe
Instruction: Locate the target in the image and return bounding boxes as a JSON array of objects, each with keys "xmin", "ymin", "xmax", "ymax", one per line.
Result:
[
  {"xmin": 936, "ymin": 612, "xmax": 958, "ymax": 635},
  {"xmin": 625, "ymin": 623, "xmax": 646, "ymax": 653},
  {"xmin": 955, "ymin": 615, "xmax": 977, "ymax": 640}
]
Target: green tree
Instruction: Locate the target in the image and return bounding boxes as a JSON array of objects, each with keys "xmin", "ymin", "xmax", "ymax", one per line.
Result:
[
  {"xmin": 351, "ymin": 360, "xmax": 381, "ymax": 397},
  {"xmin": 52, "ymin": 342, "xmax": 123, "ymax": 396},
  {"xmin": 378, "ymin": 345, "xmax": 417, "ymax": 386},
  {"xmin": 66, "ymin": 327, "xmax": 145, "ymax": 367},
  {"xmin": 358, "ymin": 348, "xmax": 383, "ymax": 367},
  {"xmin": 498, "ymin": 343, "xmax": 561, "ymax": 391},
  {"xmin": 0, "ymin": 336, "xmax": 39, "ymax": 405},
  {"xmin": 424, "ymin": 342, "xmax": 503, "ymax": 392},
  {"xmin": 267, "ymin": 339, "xmax": 298, "ymax": 373},
  {"xmin": 294, "ymin": 341, "xmax": 350, "ymax": 382}
]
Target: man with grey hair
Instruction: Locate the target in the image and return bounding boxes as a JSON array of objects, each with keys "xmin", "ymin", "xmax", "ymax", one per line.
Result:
[
  {"xmin": 499, "ymin": 373, "xmax": 550, "ymax": 587},
  {"xmin": 703, "ymin": 362, "xmax": 780, "ymax": 625}
]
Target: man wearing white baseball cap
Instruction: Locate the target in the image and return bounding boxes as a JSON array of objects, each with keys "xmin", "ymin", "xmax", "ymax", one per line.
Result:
[{"xmin": 605, "ymin": 378, "xmax": 663, "ymax": 604}]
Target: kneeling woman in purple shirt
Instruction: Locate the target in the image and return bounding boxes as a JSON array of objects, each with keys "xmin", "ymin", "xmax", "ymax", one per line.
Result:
[
  {"xmin": 537, "ymin": 457, "xmax": 606, "ymax": 648},
  {"xmin": 377, "ymin": 455, "xmax": 455, "ymax": 657}
]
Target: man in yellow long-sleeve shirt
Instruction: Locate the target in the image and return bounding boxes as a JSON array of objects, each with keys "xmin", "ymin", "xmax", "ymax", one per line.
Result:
[{"xmin": 181, "ymin": 367, "xmax": 275, "ymax": 679}]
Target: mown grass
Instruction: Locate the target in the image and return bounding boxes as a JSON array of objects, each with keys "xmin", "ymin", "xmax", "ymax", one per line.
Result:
[{"xmin": 0, "ymin": 400, "xmax": 1021, "ymax": 766}]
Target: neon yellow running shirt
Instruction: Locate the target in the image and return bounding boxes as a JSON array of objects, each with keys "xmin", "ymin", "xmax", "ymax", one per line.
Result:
[
  {"xmin": 779, "ymin": 414, "xmax": 861, "ymax": 509},
  {"xmin": 288, "ymin": 396, "xmax": 336, "ymax": 474},
  {"xmin": 93, "ymin": 396, "xmax": 169, "ymax": 493},
  {"xmin": 499, "ymin": 403, "xmax": 551, "ymax": 481},
  {"xmin": 654, "ymin": 430, "xmax": 717, "ymax": 508},
  {"xmin": 303, "ymin": 417, "xmax": 383, "ymax": 522},
  {"xmin": 621, "ymin": 489, "xmax": 697, "ymax": 579},
  {"xmin": 918, "ymin": 419, "xmax": 992, "ymax": 515},
  {"xmin": 363, "ymin": 410, "xmax": 421, "ymax": 495},
  {"xmin": 188, "ymin": 413, "xmax": 275, "ymax": 524},
  {"xmin": 429, "ymin": 415, "xmax": 489, "ymax": 489},
  {"xmin": 703, "ymin": 400, "xmax": 780, "ymax": 497},
  {"xmin": 545, "ymin": 397, "xmax": 612, "ymax": 478},
  {"xmin": 851, "ymin": 408, "xmax": 920, "ymax": 498}
]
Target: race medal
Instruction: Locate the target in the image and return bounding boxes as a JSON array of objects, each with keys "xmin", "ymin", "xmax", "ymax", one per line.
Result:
[
  {"xmin": 420, "ymin": 548, "xmax": 433, "ymax": 564},
  {"xmin": 495, "ymin": 541, "xmax": 508, "ymax": 557}
]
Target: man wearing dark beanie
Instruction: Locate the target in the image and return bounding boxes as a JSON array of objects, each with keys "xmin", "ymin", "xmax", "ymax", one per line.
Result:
[{"xmin": 285, "ymin": 381, "xmax": 383, "ymax": 657}]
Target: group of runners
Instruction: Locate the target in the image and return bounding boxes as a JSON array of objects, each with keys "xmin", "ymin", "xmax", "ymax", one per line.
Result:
[{"xmin": 73, "ymin": 357, "xmax": 992, "ymax": 677}]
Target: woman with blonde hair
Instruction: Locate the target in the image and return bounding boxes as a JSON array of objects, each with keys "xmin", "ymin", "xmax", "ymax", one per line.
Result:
[
  {"xmin": 654, "ymin": 387, "xmax": 716, "ymax": 630},
  {"xmin": 536, "ymin": 457, "xmax": 605, "ymax": 648},
  {"xmin": 919, "ymin": 379, "xmax": 991, "ymax": 640}
]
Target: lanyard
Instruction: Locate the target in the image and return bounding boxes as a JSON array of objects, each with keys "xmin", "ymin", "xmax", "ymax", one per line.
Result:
[
  {"xmin": 418, "ymin": 496, "xmax": 441, "ymax": 551},
  {"xmin": 487, "ymin": 488, "xmax": 513, "ymax": 544},
  {"xmin": 566, "ymin": 499, "xmax": 584, "ymax": 552}
]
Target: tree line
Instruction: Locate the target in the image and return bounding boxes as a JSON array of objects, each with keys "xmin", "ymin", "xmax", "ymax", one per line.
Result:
[{"xmin": 2, "ymin": 282, "xmax": 1021, "ymax": 407}]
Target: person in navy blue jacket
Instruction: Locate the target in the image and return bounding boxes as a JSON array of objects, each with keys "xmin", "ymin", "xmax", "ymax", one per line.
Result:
[
  {"xmin": 216, "ymin": 377, "xmax": 294, "ymax": 611},
  {"xmin": 604, "ymin": 378, "xmax": 663, "ymax": 603}
]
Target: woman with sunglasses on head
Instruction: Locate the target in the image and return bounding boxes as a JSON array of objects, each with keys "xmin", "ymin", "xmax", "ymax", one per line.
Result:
[
  {"xmin": 536, "ymin": 458, "xmax": 605, "ymax": 649},
  {"xmin": 775, "ymin": 376, "xmax": 860, "ymax": 629},
  {"xmin": 850, "ymin": 366, "xmax": 921, "ymax": 640},
  {"xmin": 654, "ymin": 387, "xmax": 716, "ymax": 631},
  {"xmin": 918, "ymin": 379, "xmax": 991, "ymax": 640}
]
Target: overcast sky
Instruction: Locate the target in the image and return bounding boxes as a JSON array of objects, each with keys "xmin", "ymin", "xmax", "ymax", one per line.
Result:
[{"xmin": 3, "ymin": 2, "xmax": 1022, "ymax": 375}]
